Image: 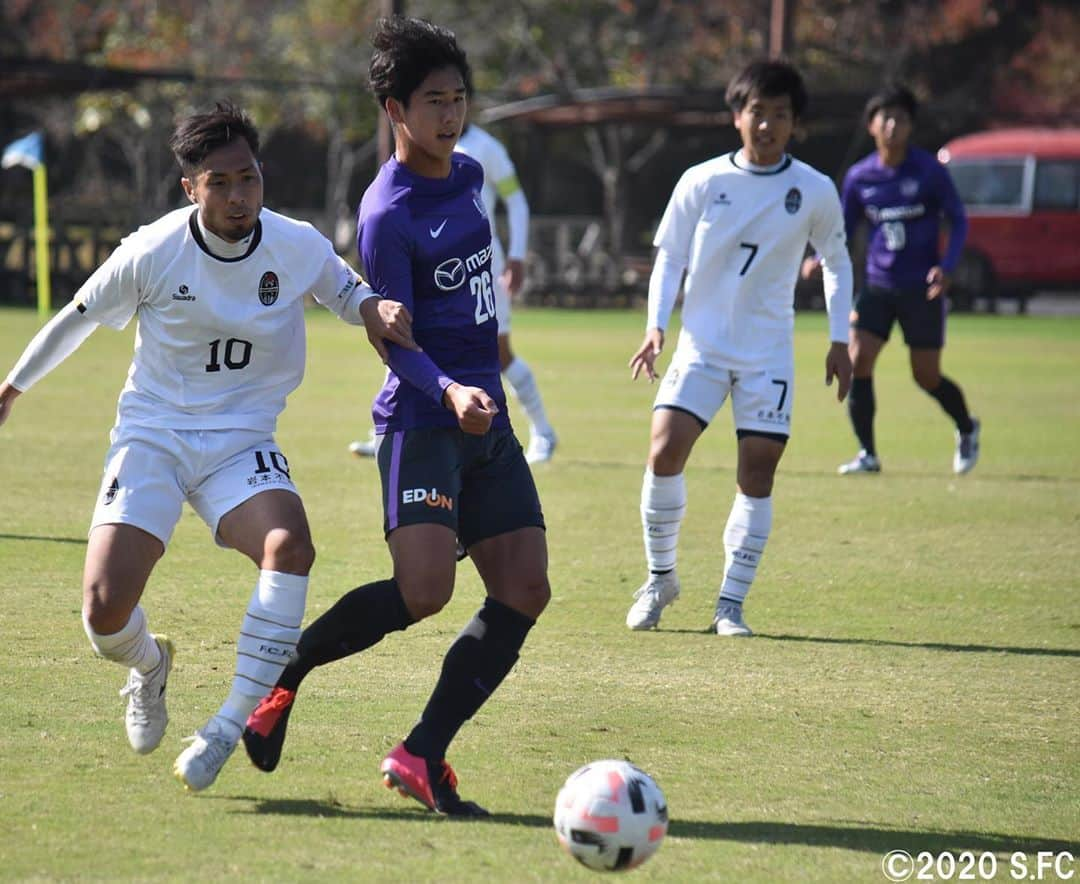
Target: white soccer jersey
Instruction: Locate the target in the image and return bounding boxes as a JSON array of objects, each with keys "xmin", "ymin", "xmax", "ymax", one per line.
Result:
[
  {"xmin": 455, "ymin": 124, "xmax": 529, "ymax": 275},
  {"xmin": 73, "ymin": 206, "xmax": 369, "ymax": 433},
  {"xmin": 655, "ymin": 151, "xmax": 851, "ymax": 370}
]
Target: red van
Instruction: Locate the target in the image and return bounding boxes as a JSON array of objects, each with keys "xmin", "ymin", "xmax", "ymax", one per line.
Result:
[{"xmin": 938, "ymin": 128, "xmax": 1080, "ymax": 311}]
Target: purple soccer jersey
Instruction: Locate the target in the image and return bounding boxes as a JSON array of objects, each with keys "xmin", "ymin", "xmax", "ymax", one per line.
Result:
[
  {"xmin": 842, "ymin": 146, "xmax": 968, "ymax": 290},
  {"xmin": 357, "ymin": 154, "xmax": 509, "ymax": 432}
]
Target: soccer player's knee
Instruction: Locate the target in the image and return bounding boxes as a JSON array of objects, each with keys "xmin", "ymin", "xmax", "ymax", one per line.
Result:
[
  {"xmin": 82, "ymin": 586, "xmax": 127, "ymax": 638},
  {"xmin": 263, "ymin": 527, "xmax": 315, "ymax": 574},
  {"xmin": 507, "ymin": 574, "xmax": 551, "ymax": 619},
  {"xmin": 648, "ymin": 446, "xmax": 683, "ymax": 476},
  {"xmin": 913, "ymin": 367, "xmax": 939, "ymax": 391},
  {"xmin": 400, "ymin": 577, "xmax": 454, "ymax": 620}
]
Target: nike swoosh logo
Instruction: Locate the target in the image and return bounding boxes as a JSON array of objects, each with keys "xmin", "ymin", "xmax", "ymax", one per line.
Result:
[{"xmin": 429, "ymin": 219, "xmax": 448, "ymax": 238}]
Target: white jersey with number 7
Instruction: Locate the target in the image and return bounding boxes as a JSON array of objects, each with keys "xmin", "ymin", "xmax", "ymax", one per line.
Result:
[{"xmin": 654, "ymin": 151, "xmax": 851, "ymax": 370}]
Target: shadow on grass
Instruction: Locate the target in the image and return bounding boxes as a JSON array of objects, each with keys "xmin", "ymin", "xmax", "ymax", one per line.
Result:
[
  {"xmin": 0, "ymin": 532, "xmax": 87, "ymax": 545},
  {"xmin": 754, "ymin": 632, "xmax": 1080, "ymax": 658},
  {"xmin": 223, "ymin": 797, "xmax": 1077, "ymax": 854}
]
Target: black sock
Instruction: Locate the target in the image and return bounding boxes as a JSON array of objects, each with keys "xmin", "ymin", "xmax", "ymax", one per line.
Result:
[
  {"xmin": 277, "ymin": 579, "xmax": 413, "ymax": 692},
  {"xmin": 848, "ymin": 377, "xmax": 876, "ymax": 455},
  {"xmin": 404, "ymin": 598, "xmax": 535, "ymax": 761},
  {"xmin": 928, "ymin": 376, "xmax": 974, "ymax": 434}
]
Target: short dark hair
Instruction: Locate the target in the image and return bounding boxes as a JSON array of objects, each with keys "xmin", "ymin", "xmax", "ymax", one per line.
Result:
[
  {"xmin": 725, "ymin": 60, "xmax": 808, "ymax": 118},
  {"xmin": 169, "ymin": 101, "xmax": 260, "ymax": 177},
  {"xmin": 369, "ymin": 15, "xmax": 472, "ymax": 109},
  {"xmin": 864, "ymin": 83, "xmax": 918, "ymax": 125}
]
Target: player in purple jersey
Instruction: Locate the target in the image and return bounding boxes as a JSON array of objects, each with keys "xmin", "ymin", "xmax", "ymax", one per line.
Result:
[
  {"xmin": 835, "ymin": 84, "xmax": 980, "ymax": 475},
  {"xmin": 241, "ymin": 16, "xmax": 549, "ymax": 818}
]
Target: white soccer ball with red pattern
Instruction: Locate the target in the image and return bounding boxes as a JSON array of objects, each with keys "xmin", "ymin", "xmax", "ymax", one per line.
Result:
[{"xmin": 553, "ymin": 760, "xmax": 668, "ymax": 872}]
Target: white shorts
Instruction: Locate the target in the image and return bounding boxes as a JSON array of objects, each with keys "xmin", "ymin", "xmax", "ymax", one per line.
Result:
[
  {"xmin": 494, "ymin": 271, "xmax": 512, "ymax": 335},
  {"xmin": 90, "ymin": 426, "xmax": 299, "ymax": 547},
  {"xmin": 653, "ymin": 353, "xmax": 795, "ymax": 437}
]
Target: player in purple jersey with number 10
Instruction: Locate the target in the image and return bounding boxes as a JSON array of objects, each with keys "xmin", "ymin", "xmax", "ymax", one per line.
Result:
[
  {"xmin": 835, "ymin": 83, "xmax": 980, "ymax": 476},
  {"xmin": 240, "ymin": 16, "xmax": 549, "ymax": 817}
]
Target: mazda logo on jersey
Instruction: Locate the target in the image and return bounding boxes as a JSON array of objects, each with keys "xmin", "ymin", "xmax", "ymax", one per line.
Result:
[
  {"xmin": 784, "ymin": 188, "xmax": 802, "ymax": 215},
  {"xmin": 434, "ymin": 258, "xmax": 467, "ymax": 291},
  {"xmin": 258, "ymin": 271, "xmax": 280, "ymax": 306}
]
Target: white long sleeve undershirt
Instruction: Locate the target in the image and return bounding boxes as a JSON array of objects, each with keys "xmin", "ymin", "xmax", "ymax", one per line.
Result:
[
  {"xmin": 646, "ymin": 247, "xmax": 687, "ymax": 332},
  {"xmin": 5, "ymin": 301, "xmax": 98, "ymax": 392}
]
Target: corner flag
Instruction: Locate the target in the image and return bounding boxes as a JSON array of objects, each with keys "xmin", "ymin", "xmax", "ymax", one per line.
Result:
[
  {"xmin": 2, "ymin": 131, "xmax": 44, "ymax": 170},
  {"xmin": 2, "ymin": 131, "xmax": 51, "ymax": 319}
]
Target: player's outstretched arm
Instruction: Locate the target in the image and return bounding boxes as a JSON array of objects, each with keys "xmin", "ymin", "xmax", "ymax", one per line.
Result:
[
  {"xmin": 0, "ymin": 381, "xmax": 21, "ymax": 428},
  {"xmin": 359, "ymin": 297, "xmax": 419, "ymax": 363},
  {"xmin": 825, "ymin": 341, "xmax": 853, "ymax": 403},
  {"xmin": 442, "ymin": 382, "xmax": 499, "ymax": 435},
  {"xmin": 0, "ymin": 301, "xmax": 99, "ymax": 426},
  {"xmin": 629, "ymin": 329, "xmax": 665, "ymax": 382}
]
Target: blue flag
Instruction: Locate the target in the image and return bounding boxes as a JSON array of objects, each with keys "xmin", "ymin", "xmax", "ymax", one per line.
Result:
[{"xmin": 2, "ymin": 131, "xmax": 45, "ymax": 170}]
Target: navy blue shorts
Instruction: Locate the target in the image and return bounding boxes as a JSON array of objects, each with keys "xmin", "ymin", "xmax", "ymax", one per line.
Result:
[
  {"xmin": 852, "ymin": 285, "xmax": 946, "ymax": 349},
  {"xmin": 376, "ymin": 424, "xmax": 545, "ymax": 549}
]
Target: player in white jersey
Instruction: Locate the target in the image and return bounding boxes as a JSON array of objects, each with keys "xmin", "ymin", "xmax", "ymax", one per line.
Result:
[
  {"xmin": 349, "ymin": 92, "xmax": 557, "ymax": 463},
  {"xmin": 625, "ymin": 61, "xmax": 853, "ymax": 636},
  {"xmin": 0, "ymin": 103, "xmax": 411, "ymax": 792}
]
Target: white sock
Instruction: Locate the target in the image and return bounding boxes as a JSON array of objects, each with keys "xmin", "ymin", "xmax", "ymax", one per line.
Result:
[
  {"xmin": 214, "ymin": 570, "xmax": 307, "ymax": 734},
  {"xmin": 641, "ymin": 468, "xmax": 687, "ymax": 573},
  {"xmin": 717, "ymin": 493, "xmax": 772, "ymax": 606},
  {"xmin": 83, "ymin": 605, "xmax": 162, "ymax": 674},
  {"xmin": 503, "ymin": 357, "xmax": 554, "ymax": 438}
]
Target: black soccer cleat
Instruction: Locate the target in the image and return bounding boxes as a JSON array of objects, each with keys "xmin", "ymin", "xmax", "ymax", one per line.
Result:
[{"xmin": 242, "ymin": 686, "xmax": 296, "ymax": 772}]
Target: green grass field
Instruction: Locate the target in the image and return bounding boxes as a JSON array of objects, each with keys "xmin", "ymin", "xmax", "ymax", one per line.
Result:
[{"xmin": 0, "ymin": 305, "xmax": 1077, "ymax": 882}]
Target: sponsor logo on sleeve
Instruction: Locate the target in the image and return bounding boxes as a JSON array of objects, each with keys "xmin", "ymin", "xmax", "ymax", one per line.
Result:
[
  {"xmin": 336, "ymin": 273, "xmax": 358, "ymax": 300},
  {"xmin": 103, "ymin": 477, "xmax": 120, "ymax": 505}
]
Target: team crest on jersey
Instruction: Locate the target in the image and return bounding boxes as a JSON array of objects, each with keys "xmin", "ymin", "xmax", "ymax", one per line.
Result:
[
  {"xmin": 900, "ymin": 178, "xmax": 919, "ymax": 198},
  {"xmin": 784, "ymin": 187, "xmax": 802, "ymax": 214},
  {"xmin": 258, "ymin": 271, "xmax": 280, "ymax": 306}
]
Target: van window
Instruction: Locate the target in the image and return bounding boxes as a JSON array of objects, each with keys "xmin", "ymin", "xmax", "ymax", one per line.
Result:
[
  {"xmin": 1033, "ymin": 161, "xmax": 1080, "ymax": 211},
  {"xmin": 949, "ymin": 159, "xmax": 1026, "ymax": 208}
]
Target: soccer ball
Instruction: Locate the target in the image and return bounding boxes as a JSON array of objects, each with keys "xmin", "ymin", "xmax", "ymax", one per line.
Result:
[{"xmin": 553, "ymin": 760, "xmax": 668, "ymax": 872}]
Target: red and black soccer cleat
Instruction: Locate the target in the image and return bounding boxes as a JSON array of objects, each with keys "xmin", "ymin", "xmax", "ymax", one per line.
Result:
[
  {"xmin": 241, "ymin": 686, "xmax": 296, "ymax": 772},
  {"xmin": 380, "ymin": 741, "xmax": 489, "ymax": 817}
]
